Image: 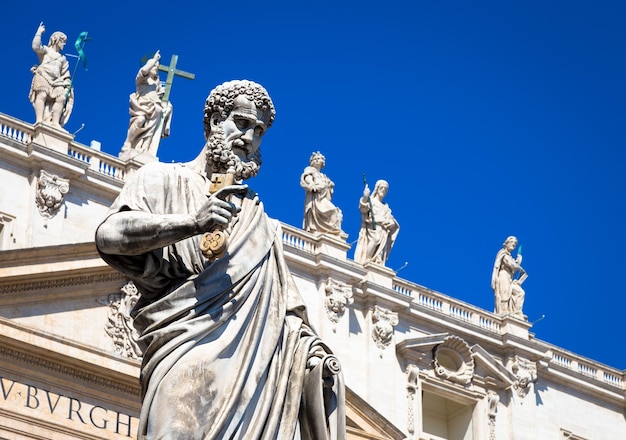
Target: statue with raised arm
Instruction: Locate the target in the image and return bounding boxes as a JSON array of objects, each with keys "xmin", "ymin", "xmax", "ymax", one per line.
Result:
[
  {"xmin": 29, "ymin": 22, "xmax": 73, "ymax": 128},
  {"xmin": 96, "ymin": 80, "xmax": 345, "ymax": 440},
  {"xmin": 119, "ymin": 50, "xmax": 173, "ymax": 160},
  {"xmin": 491, "ymin": 236, "xmax": 527, "ymax": 318},
  {"xmin": 300, "ymin": 151, "xmax": 344, "ymax": 235},
  {"xmin": 354, "ymin": 179, "xmax": 399, "ymax": 265}
]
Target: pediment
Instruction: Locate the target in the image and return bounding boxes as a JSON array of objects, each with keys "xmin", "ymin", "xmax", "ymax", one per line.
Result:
[
  {"xmin": 345, "ymin": 386, "xmax": 406, "ymax": 440},
  {"xmin": 397, "ymin": 333, "xmax": 516, "ymax": 389}
]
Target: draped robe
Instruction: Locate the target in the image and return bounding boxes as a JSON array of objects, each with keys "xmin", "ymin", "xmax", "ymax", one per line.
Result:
[
  {"xmin": 97, "ymin": 162, "xmax": 344, "ymax": 440},
  {"xmin": 300, "ymin": 166, "xmax": 342, "ymax": 234},
  {"xmin": 491, "ymin": 249, "xmax": 525, "ymax": 315},
  {"xmin": 120, "ymin": 72, "xmax": 172, "ymax": 159},
  {"xmin": 354, "ymin": 196, "xmax": 399, "ymax": 265}
]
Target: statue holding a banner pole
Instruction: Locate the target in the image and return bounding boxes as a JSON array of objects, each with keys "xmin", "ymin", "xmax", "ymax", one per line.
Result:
[{"xmin": 29, "ymin": 22, "xmax": 73, "ymax": 128}]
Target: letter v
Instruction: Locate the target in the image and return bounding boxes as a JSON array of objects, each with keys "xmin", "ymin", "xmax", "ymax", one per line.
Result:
[
  {"xmin": 45, "ymin": 390, "xmax": 62, "ymax": 414},
  {"xmin": 0, "ymin": 377, "xmax": 16, "ymax": 400}
]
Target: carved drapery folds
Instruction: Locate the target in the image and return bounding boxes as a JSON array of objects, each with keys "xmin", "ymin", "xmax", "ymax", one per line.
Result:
[
  {"xmin": 324, "ymin": 277, "xmax": 353, "ymax": 330},
  {"xmin": 433, "ymin": 335, "xmax": 475, "ymax": 385},
  {"xmin": 105, "ymin": 281, "xmax": 142, "ymax": 359},
  {"xmin": 371, "ymin": 305, "xmax": 398, "ymax": 351},
  {"xmin": 35, "ymin": 170, "xmax": 69, "ymax": 218}
]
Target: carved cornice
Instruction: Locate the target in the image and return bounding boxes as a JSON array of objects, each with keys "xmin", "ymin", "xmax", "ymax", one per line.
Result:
[
  {"xmin": 0, "ymin": 345, "xmax": 140, "ymax": 397},
  {"xmin": 0, "ymin": 272, "xmax": 126, "ymax": 295}
]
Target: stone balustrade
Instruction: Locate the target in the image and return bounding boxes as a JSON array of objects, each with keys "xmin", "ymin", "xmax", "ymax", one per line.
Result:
[
  {"xmin": 281, "ymin": 223, "xmax": 318, "ymax": 253},
  {"xmin": 0, "ymin": 113, "xmax": 32, "ymax": 144},
  {"xmin": 280, "ymin": 225, "xmax": 505, "ymax": 336},
  {"xmin": 548, "ymin": 347, "xmax": 624, "ymax": 390},
  {"xmin": 1, "ymin": 112, "xmax": 130, "ymax": 181},
  {"xmin": 68, "ymin": 142, "xmax": 127, "ymax": 180},
  {"xmin": 394, "ymin": 278, "xmax": 503, "ymax": 334}
]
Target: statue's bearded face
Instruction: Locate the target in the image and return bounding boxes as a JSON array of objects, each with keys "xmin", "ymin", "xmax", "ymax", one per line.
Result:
[{"xmin": 206, "ymin": 96, "xmax": 269, "ymax": 181}]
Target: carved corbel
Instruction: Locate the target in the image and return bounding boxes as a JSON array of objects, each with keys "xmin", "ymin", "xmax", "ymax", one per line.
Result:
[
  {"xmin": 510, "ymin": 355, "xmax": 537, "ymax": 399},
  {"xmin": 371, "ymin": 305, "xmax": 399, "ymax": 351},
  {"xmin": 104, "ymin": 281, "xmax": 142, "ymax": 359},
  {"xmin": 324, "ymin": 277, "xmax": 353, "ymax": 330},
  {"xmin": 35, "ymin": 170, "xmax": 69, "ymax": 218}
]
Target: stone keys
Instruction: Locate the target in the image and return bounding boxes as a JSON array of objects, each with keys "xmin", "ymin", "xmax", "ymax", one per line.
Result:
[{"xmin": 199, "ymin": 173, "xmax": 235, "ymax": 261}]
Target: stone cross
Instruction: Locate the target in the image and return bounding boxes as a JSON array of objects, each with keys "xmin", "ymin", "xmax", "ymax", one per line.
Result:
[{"xmin": 158, "ymin": 54, "xmax": 195, "ymax": 103}]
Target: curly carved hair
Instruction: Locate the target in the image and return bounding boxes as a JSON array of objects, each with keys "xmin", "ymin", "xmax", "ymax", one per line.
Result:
[
  {"xmin": 48, "ymin": 31, "xmax": 67, "ymax": 48},
  {"xmin": 203, "ymin": 80, "xmax": 276, "ymax": 139},
  {"xmin": 309, "ymin": 151, "xmax": 326, "ymax": 165}
]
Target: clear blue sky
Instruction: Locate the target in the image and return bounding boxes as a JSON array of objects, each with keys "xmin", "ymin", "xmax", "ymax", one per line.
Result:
[{"xmin": 3, "ymin": 1, "xmax": 625, "ymax": 369}]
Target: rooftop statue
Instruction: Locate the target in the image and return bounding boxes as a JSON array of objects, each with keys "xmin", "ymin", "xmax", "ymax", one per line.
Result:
[
  {"xmin": 29, "ymin": 22, "xmax": 73, "ymax": 128},
  {"xmin": 354, "ymin": 179, "xmax": 399, "ymax": 265},
  {"xmin": 119, "ymin": 51, "xmax": 173, "ymax": 160},
  {"xmin": 300, "ymin": 151, "xmax": 344, "ymax": 235},
  {"xmin": 96, "ymin": 80, "xmax": 345, "ymax": 440},
  {"xmin": 491, "ymin": 236, "xmax": 527, "ymax": 319}
]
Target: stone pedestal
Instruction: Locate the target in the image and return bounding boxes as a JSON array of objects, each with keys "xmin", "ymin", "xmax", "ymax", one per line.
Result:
[
  {"xmin": 501, "ymin": 315, "xmax": 532, "ymax": 339},
  {"xmin": 314, "ymin": 232, "xmax": 350, "ymax": 259},
  {"xmin": 361, "ymin": 261, "xmax": 396, "ymax": 289},
  {"xmin": 31, "ymin": 123, "xmax": 73, "ymax": 154}
]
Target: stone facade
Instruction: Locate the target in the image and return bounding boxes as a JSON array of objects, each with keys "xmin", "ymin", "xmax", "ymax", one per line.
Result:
[{"xmin": 1, "ymin": 112, "xmax": 624, "ymax": 439}]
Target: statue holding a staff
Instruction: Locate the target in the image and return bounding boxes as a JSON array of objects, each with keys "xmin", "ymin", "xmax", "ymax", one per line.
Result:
[{"xmin": 354, "ymin": 177, "xmax": 399, "ymax": 265}]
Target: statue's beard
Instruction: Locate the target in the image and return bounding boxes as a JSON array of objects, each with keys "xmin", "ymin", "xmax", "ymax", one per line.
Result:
[{"xmin": 205, "ymin": 125, "xmax": 262, "ymax": 181}]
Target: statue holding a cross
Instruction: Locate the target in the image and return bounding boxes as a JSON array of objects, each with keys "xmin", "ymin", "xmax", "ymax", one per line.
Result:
[{"xmin": 119, "ymin": 50, "xmax": 194, "ymax": 161}]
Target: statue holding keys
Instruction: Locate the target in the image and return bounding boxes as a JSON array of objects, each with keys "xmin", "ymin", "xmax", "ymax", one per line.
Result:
[
  {"xmin": 491, "ymin": 235, "xmax": 527, "ymax": 318},
  {"xmin": 96, "ymin": 80, "xmax": 345, "ymax": 439}
]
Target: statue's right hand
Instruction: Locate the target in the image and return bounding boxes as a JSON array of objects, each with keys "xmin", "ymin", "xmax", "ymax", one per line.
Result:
[
  {"xmin": 37, "ymin": 22, "xmax": 45, "ymax": 34},
  {"xmin": 194, "ymin": 185, "xmax": 248, "ymax": 232}
]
